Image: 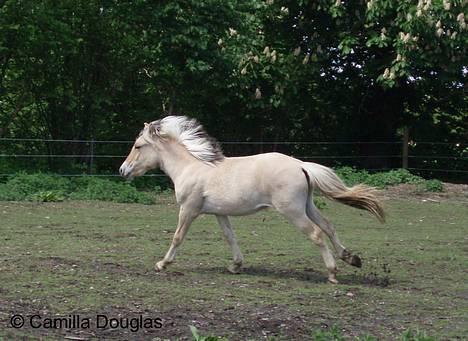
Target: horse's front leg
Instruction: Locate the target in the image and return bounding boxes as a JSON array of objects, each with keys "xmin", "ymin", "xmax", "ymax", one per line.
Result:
[
  {"xmin": 216, "ymin": 215, "xmax": 244, "ymax": 274},
  {"xmin": 155, "ymin": 205, "xmax": 199, "ymax": 271}
]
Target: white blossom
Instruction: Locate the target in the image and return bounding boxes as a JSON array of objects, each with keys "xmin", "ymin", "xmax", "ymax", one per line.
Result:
[
  {"xmin": 383, "ymin": 68, "xmax": 390, "ymax": 79},
  {"xmin": 302, "ymin": 54, "xmax": 310, "ymax": 65},
  {"xmin": 423, "ymin": 0, "xmax": 431, "ymax": 11},
  {"xmin": 229, "ymin": 28, "xmax": 238, "ymax": 36},
  {"xmin": 255, "ymin": 88, "xmax": 262, "ymax": 99},
  {"xmin": 443, "ymin": 0, "xmax": 451, "ymax": 10},
  {"xmin": 436, "ymin": 28, "xmax": 444, "ymax": 37},
  {"xmin": 293, "ymin": 47, "xmax": 301, "ymax": 56},
  {"xmin": 400, "ymin": 32, "xmax": 411, "ymax": 43}
]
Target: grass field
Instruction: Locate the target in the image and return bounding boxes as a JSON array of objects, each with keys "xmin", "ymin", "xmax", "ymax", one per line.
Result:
[{"xmin": 0, "ymin": 194, "xmax": 467, "ymax": 340}]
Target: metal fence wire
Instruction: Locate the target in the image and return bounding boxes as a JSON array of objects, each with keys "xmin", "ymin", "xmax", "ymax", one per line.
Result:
[{"xmin": 0, "ymin": 138, "xmax": 466, "ymax": 180}]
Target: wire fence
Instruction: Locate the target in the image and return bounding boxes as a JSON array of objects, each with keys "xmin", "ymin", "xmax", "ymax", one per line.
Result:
[{"xmin": 0, "ymin": 138, "xmax": 467, "ymax": 180}]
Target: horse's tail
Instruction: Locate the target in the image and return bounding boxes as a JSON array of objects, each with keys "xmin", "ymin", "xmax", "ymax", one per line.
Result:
[{"xmin": 301, "ymin": 162, "xmax": 385, "ymax": 223}]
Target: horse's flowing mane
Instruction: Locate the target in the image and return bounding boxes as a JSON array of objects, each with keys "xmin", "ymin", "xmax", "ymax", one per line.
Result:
[{"xmin": 153, "ymin": 115, "xmax": 224, "ymax": 163}]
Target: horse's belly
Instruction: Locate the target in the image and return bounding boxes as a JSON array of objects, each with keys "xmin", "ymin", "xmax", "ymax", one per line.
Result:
[{"xmin": 201, "ymin": 197, "xmax": 272, "ymax": 216}]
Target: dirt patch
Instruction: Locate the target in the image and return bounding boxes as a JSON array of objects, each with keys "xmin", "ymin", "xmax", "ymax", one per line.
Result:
[
  {"xmin": 0, "ymin": 298, "xmax": 317, "ymax": 340},
  {"xmin": 383, "ymin": 183, "xmax": 468, "ymax": 201}
]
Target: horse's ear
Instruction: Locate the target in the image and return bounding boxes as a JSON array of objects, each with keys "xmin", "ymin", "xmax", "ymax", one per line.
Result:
[
  {"xmin": 148, "ymin": 123, "xmax": 160, "ymax": 138},
  {"xmin": 144, "ymin": 122, "xmax": 149, "ymax": 128}
]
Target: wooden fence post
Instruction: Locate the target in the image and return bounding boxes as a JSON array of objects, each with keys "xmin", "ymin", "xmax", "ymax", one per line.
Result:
[
  {"xmin": 402, "ymin": 127, "xmax": 409, "ymax": 169},
  {"xmin": 89, "ymin": 139, "xmax": 95, "ymax": 175}
]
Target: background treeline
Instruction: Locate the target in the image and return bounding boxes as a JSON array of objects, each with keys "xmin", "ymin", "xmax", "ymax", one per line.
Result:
[{"xmin": 0, "ymin": 0, "xmax": 466, "ymax": 179}]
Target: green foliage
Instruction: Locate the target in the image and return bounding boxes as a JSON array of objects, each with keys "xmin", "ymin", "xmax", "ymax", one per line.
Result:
[
  {"xmin": 313, "ymin": 196, "xmax": 327, "ymax": 210},
  {"xmin": 335, "ymin": 167, "xmax": 445, "ymax": 192},
  {"xmin": 420, "ymin": 179, "xmax": 444, "ymax": 192},
  {"xmin": 30, "ymin": 190, "xmax": 65, "ymax": 202},
  {"xmin": 190, "ymin": 325, "xmax": 227, "ymax": 341},
  {"xmin": 1, "ymin": 0, "xmax": 465, "ymax": 164},
  {"xmin": 0, "ymin": 173, "xmax": 153, "ymax": 204},
  {"xmin": 364, "ymin": 169, "xmax": 423, "ymax": 188},
  {"xmin": 0, "ymin": 172, "xmax": 71, "ymax": 201},
  {"xmin": 313, "ymin": 326, "xmax": 346, "ymax": 341},
  {"xmin": 69, "ymin": 177, "xmax": 154, "ymax": 204},
  {"xmin": 335, "ymin": 167, "xmax": 371, "ymax": 186}
]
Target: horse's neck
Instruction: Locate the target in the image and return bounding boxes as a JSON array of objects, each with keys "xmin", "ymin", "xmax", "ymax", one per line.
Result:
[{"xmin": 159, "ymin": 142, "xmax": 204, "ymax": 184}]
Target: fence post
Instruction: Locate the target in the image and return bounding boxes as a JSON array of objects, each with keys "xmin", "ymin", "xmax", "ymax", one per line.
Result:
[
  {"xmin": 89, "ymin": 139, "xmax": 95, "ymax": 175},
  {"xmin": 402, "ymin": 127, "xmax": 409, "ymax": 169}
]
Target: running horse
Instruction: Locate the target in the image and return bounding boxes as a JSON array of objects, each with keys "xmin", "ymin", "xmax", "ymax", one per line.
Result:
[{"xmin": 119, "ymin": 116, "xmax": 385, "ymax": 283}]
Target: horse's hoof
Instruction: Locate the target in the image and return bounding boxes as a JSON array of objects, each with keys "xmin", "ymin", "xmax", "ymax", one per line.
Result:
[
  {"xmin": 227, "ymin": 264, "xmax": 242, "ymax": 274},
  {"xmin": 328, "ymin": 276, "xmax": 339, "ymax": 284},
  {"xmin": 155, "ymin": 261, "xmax": 165, "ymax": 272},
  {"xmin": 350, "ymin": 255, "xmax": 362, "ymax": 268}
]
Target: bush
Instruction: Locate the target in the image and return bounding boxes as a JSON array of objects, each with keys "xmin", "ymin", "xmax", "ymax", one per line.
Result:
[
  {"xmin": 421, "ymin": 179, "xmax": 444, "ymax": 192},
  {"xmin": 365, "ymin": 169, "xmax": 423, "ymax": 188},
  {"xmin": 0, "ymin": 172, "xmax": 71, "ymax": 201},
  {"xmin": 335, "ymin": 167, "xmax": 443, "ymax": 192},
  {"xmin": 30, "ymin": 190, "xmax": 65, "ymax": 202},
  {"xmin": 335, "ymin": 166, "xmax": 370, "ymax": 186},
  {"xmin": 69, "ymin": 177, "xmax": 154, "ymax": 204},
  {"xmin": 0, "ymin": 173, "xmax": 154, "ymax": 204}
]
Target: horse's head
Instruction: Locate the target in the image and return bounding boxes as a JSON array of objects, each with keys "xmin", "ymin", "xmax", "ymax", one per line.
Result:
[{"xmin": 119, "ymin": 121, "xmax": 161, "ymax": 179}]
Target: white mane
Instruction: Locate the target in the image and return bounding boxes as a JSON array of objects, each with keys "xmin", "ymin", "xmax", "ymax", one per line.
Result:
[{"xmin": 153, "ymin": 116, "xmax": 224, "ymax": 163}]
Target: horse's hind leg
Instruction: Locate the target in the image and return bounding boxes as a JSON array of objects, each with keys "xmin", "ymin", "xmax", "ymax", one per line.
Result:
[
  {"xmin": 306, "ymin": 200, "xmax": 362, "ymax": 268},
  {"xmin": 216, "ymin": 215, "xmax": 244, "ymax": 274},
  {"xmin": 275, "ymin": 204, "xmax": 338, "ymax": 283},
  {"xmin": 309, "ymin": 224, "xmax": 338, "ymax": 283}
]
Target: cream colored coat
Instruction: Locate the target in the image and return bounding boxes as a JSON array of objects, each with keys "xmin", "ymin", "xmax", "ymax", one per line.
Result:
[{"xmin": 120, "ymin": 116, "xmax": 384, "ymax": 283}]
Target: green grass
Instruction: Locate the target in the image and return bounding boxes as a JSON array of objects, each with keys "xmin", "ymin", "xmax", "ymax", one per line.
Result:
[{"xmin": 0, "ymin": 195, "xmax": 467, "ymax": 339}]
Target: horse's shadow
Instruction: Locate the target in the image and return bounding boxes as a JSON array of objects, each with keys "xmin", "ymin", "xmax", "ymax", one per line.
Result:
[{"xmin": 195, "ymin": 265, "xmax": 387, "ymax": 287}]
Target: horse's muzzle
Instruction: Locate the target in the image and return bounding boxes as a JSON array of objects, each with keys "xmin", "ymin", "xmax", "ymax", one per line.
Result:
[{"xmin": 119, "ymin": 162, "xmax": 133, "ymax": 178}]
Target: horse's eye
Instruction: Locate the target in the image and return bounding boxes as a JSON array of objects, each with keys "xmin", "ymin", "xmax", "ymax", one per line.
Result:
[{"xmin": 135, "ymin": 145, "xmax": 141, "ymax": 150}]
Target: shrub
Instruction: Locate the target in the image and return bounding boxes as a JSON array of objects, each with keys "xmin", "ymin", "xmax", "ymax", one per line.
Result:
[
  {"xmin": 69, "ymin": 177, "xmax": 154, "ymax": 204},
  {"xmin": 335, "ymin": 166, "xmax": 370, "ymax": 186},
  {"xmin": 7, "ymin": 172, "xmax": 72, "ymax": 194},
  {"xmin": 314, "ymin": 196, "xmax": 327, "ymax": 209},
  {"xmin": 0, "ymin": 173, "xmax": 71, "ymax": 201},
  {"xmin": 30, "ymin": 190, "xmax": 66, "ymax": 202},
  {"xmin": 421, "ymin": 179, "xmax": 444, "ymax": 192},
  {"xmin": 0, "ymin": 173, "xmax": 154, "ymax": 204},
  {"xmin": 365, "ymin": 169, "xmax": 423, "ymax": 188},
  {"xmin": 335, "ymin": 167, "xmax": 432, "ymax": 189}
]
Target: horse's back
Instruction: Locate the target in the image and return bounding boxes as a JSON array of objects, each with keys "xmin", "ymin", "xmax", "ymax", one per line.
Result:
[{"xmin": 200, "ymin": 152, "xmax": 306, "ymax": 215}]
